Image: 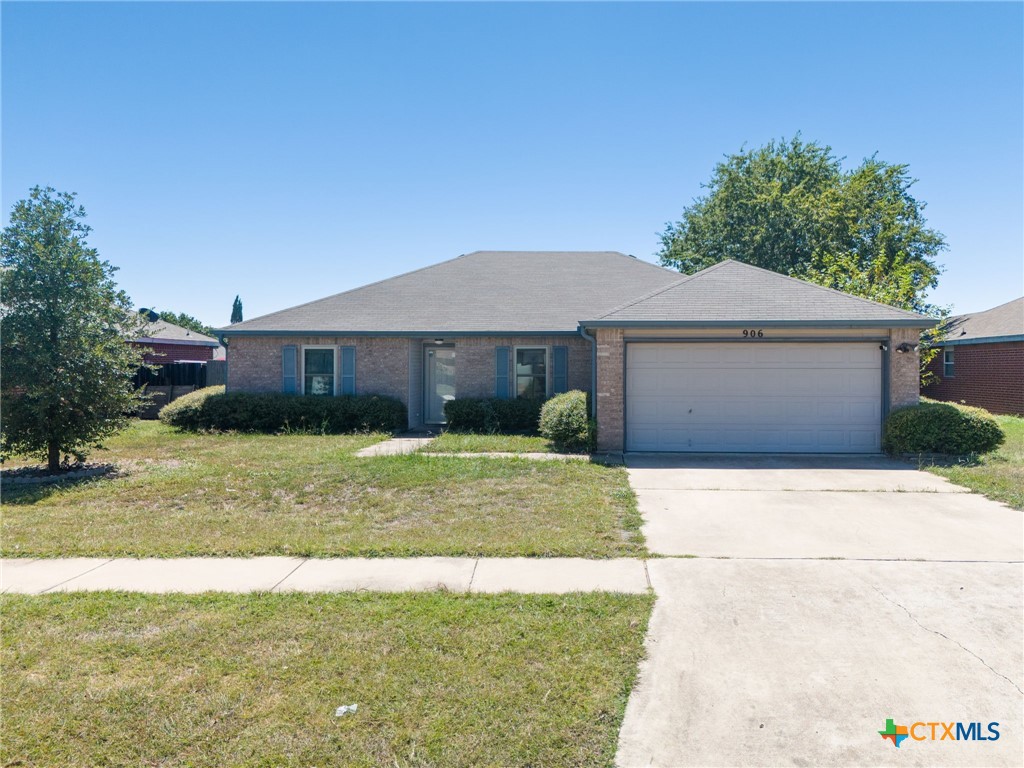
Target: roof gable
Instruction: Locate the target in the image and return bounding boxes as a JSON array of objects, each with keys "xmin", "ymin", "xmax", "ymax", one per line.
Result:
[
  {"xmin": 942, "ymin": 297, "xmax": 1024, "ymax": 342},
  {"xmin": 223, "ymin": 251, "xmax": 681, "ymax": 334},
  {"xmin": 586, "ymin": 260, "xmax": 933, "ymax": 327}
]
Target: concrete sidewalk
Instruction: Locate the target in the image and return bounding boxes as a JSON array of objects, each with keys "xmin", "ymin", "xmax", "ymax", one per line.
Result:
[{"xmin": 1, "ymin": 556, "xmax": 650, "ymax": 595}]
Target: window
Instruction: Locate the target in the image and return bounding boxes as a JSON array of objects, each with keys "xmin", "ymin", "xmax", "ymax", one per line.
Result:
[
  {"xmin": 943, "ymin": 348, "xmax": 955, "ymax": 378},
  {"xmin": 303, "ymin": 347, "xmax": 335, "ymax": 395},
  {"xmin": 515, "ymin": 347, "xmax": 548, "ymax": 400}
]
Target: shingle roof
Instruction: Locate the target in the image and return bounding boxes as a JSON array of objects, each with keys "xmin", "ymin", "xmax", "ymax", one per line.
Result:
[
  {"xmin": 137, "ymin": 319, "xmax": 220, "ymax": 345},
  {"xmin": 222, "ymin": 251, "xmax": 681, "ymax": 334},
  {"xmin": 586, "ymin": 260, "xmax": 933, "ymax": 327},
  {"xmin": 941, "ymin": 297, "xmax": 1024, "ymax": 343}
]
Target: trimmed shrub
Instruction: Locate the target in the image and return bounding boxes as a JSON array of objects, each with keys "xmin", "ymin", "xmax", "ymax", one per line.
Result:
[
  {"xmin": 443, "ymin": 397, "xmax": 543, "ymax": 434},
  {"xmin": 539, "ymin": 390, "xmax": 595, "ymax": 453},
  {"xmin": 883, "ymin": 401, "xmax": 1004, "ymax": 456},
  {"xmin": 159, "ymin": 389, "xmax": 406, "ymax": 434},
  {"xmin": 157, "ymin": 386, "xmax": 224, "ymax": 428}
]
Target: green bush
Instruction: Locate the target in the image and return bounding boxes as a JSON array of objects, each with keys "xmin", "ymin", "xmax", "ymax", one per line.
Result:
[
  {"xmin": 443, "ymin": 397, "xmax": 543, "ymax": 434},
  {"xmin": 539, "ymin": 391, "xmax": 595, "ymax": 453},
  {"xmin": 883, "ymin": 401, "xmax": 1005, "ymax": 456},
  {"xmin": 158, "ymin": 389, "xmax": 406, "ymax": 434},
  {"xmin": 157, "ymin": 386, "xmax": 224, "ymax": 428}
]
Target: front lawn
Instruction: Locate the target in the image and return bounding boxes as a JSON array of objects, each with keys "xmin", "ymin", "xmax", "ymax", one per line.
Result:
[
  {"xmin": 922, "ymin": 413, "xmax": 1024, "ymax": 510},
  {"xmin": 424, "ymin": 432, "xmax": 555, "ymax": 454},
  {"xmin": 2, "ymin": 421, "xmax": 643, "ymax": 557},
  {"xmin": 1, "ymin": 591, "xmax": 652, "ymax": 767}
]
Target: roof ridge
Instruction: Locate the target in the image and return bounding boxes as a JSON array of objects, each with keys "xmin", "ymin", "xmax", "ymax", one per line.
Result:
[
  {"xmin": 593, "ymin": 259, "xmax": 735, "ymax": 319},
  {"xmin": 224, "ymin": 251, "xmax": 680, "ymax": 331}
]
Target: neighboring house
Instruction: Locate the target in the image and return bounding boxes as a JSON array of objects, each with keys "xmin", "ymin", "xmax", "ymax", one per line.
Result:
[
  {"xmin": 220, "ymin": 251, "xmax": 934, "ymax": 453},
  {"xmin": 133, "ymin": 319, "xmax": 221, "ymax": 364},
  {"xmin": 924, "ymin": 297, "xmax": 1024, "ymax": 416},
  {"xmin": 133, "ymin": 319, "xmax": 222, "ymax": 417}
]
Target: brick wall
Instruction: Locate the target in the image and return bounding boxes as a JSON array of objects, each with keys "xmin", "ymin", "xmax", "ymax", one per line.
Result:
[
  {"xmin": 923, "ymin": 341, "xmax": 1024, "ymax": 416},
  {"xmin": 226, "ymin": 336, "xmax": 409, "ymax": 404},
  {"xmin": 226, "ymin": 334, "xmax": 595, "ymax": 429},
  {"xmin": 133, "ymin": 341, "xmax": 216, "ymax": 364},
  {"xmin": 888, "ymin": 327, "xmax": 922, "ymax": 411},
  {"xmin": 594, "ymin": 328, "xmax": 625, "ymax": 452}
]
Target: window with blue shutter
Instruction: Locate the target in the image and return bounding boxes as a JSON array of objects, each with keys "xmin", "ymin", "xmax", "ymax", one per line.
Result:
[
  {"xmin": 495, "ymin": 347, "xmax": 510, "ymax": 399},
  {"xmin": 282, "ymin": 345, "xmax": 298, "ymax": 394},
  {"xmin": 340, "ymin": 346, "xmax": 356, "ymax": 395},
  {"xmin": 552, "ymin": 346, "xmax": 568, "ymax": 394}
]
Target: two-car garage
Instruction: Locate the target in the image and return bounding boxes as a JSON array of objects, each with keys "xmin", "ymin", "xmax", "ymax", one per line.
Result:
[{"xmin": 625, "ymin": 342, "xmax": 884, "ymax": 453}]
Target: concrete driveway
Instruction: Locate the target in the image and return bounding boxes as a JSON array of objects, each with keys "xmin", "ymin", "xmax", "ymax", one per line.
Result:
[{"xmin": 617, "ymin": 455, "xmax": 1023, "ymax": 767}]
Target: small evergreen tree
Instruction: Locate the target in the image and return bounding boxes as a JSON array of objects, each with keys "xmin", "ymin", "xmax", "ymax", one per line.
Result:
[
  {"xmin": 1, "ymin": 187, "xmax": 146, "ymax": 471},
  {"xmin": 231, "ymin": 295, "xmax": 243, "ymax": 324}
]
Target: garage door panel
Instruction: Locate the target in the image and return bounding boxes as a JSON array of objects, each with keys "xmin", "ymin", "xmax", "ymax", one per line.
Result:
[{"xmin": 626, "ymin": 342, "xmax": 883, "ymax": 453}]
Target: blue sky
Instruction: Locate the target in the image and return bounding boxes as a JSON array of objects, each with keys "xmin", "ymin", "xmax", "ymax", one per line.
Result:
[{"xmin": 3, "ymin": 1, "xmax": 1022, "ymax": 328}]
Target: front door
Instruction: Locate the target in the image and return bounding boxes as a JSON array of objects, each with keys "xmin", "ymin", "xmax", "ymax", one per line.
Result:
[{"xmin": 424, "ymin": 346, "xmax": 456, "ymax": 424}]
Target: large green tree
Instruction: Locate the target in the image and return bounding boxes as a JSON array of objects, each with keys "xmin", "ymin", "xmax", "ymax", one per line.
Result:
[
  {"xmin": 1, "ymin": 187, "xmax": 146, "ymax": 471},
  {"xmin": 230, "ymin": 295, "xmax": 243, "ymax": 324},
  {"xmin": 658, "ymin": 136, "xmax": 947, "ymax": 316}
]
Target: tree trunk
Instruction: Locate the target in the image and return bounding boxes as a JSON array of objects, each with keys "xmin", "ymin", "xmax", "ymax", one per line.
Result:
[{"xmin": 47, "ymin": 440, "xmax": 60, "ymax": 473}]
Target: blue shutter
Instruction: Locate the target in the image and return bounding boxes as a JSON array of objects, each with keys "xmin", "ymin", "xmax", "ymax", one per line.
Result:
[
  {"xmin": 282, "ymin": 345, "xmax": 298, "ymax": 394},
  {"xmin": 340, "ymin": 346, "xmax": 356, "ymax": 395},
  {"xmin": 495, "ymin": 347, "xmax": 510, "ymax": 399},
  {"xmin": 552, "ymin": 346, "xmax": 569, "ymax": 394}
]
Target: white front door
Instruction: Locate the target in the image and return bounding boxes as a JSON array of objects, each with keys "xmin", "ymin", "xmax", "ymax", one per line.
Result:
[{"xmin": 625, "ymin": 342, "xmax": 883, "ymax": 453}]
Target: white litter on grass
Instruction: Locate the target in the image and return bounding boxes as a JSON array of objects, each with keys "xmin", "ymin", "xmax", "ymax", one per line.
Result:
[{"xmin": 335, "ymin": 704, "xmax": 358, "ymax": 716}]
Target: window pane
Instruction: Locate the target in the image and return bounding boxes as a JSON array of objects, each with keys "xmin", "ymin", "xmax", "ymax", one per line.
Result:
[
  {"xmin": 305, "ymin": 349, "xmax": 334, "ymax": 395},
  {"xmin": 516, "ymin": 348, "xmax": 546, "ymax": 376},
  {"xmin": 515, "ymin": 349, "xmax": 547, "ymax": 400}
]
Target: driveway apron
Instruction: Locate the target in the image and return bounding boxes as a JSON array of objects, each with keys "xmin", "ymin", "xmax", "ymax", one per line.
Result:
[{"xmin": 617, "ymin": 454, "xmax": 1023, "ymax": 767}]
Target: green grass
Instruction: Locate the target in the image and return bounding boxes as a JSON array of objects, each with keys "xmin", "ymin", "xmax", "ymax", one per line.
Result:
[
  {"xmin": 1, "ymin": 591, "xmax": 653, "ymax": 767},
  {"xmin": 922, "ymin": 414, "xmax": 1024, "ymax": 510},
  {"xmin": 2, "ymin": 421, "xmax": 644, "ymax": 558},
  {"xmin": 424, "ymin": 432, "xmax": 556, "ymax": 454}
]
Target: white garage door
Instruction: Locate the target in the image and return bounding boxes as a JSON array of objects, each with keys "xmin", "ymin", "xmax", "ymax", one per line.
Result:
[{"xmin": 626, "ymin": 342, "xmax": 882, "ymax": 453}]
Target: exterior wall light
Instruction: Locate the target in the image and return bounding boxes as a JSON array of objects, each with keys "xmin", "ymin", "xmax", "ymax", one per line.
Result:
[{"xmin": 895, "ymin": 342, "xmax": 919, "ymax": 354}]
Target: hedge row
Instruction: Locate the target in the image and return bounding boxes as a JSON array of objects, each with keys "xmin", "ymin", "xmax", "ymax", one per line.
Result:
[
  {"xmin": 443, "ymin": 397, "xmax": 543, "ymax": 434},
  {"xmin": 883, "ymin": 400, "xmax": 1004, "ymax": 456},
  {"xmin": 158, "ymin": 386, "xmax": 407, "ymax": 434}
]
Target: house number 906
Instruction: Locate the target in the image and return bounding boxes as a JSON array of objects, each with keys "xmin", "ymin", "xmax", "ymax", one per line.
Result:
[{"xmin": 742, "ymin": 329, "xmax": 764, "ymax": 338}]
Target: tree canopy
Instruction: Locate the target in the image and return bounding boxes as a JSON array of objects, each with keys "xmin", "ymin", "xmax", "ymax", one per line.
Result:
[
  {"xmin": 157, "ymin": 310, "xmax": 215, "ymax": 337},
  {"xmin": 1, "ymin": 187, "xmax": 146, "ymax": 470},
  {"xmin": 657, "ymin": 136, "xmax": 947, "ymax": 317},
  {"xmin": 231, "ymin": 295, "xmax": 243, "ymax": 324}
]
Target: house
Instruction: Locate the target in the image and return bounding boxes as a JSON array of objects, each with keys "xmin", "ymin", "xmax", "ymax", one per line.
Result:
[
  {"xmin": 133, "ymin": 318, "xmax": 223, "ymax": 417},
  {"xmin": 221, "ymin": 251, "xmax": 934, "ymax": 453},
  {"xmin": 133, "ymin": 318, "xmax": 221, "ymax": 364},
  {"xmin": 924, "ymin": 297, "xmax": 1023, "ymax": 416}
]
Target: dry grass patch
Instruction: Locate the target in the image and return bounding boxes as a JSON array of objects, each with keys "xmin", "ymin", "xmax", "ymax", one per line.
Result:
[
  {"xmin": 1, "ymin": 591, "xmax": 653, "ymax": 767},
  {"xmin": 3, "ymin": 421, "xmax": 644, "ymax": 557}
]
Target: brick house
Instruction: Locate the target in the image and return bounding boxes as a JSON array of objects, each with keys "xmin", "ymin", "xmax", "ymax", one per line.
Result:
[
  {"xmin": 924, "ymin": 297, "xmax": 1023, "ymax": 416},
  {"xmin": 221, "ymin": 251, "xmax": 934, "ymax": 453},
  {"xmin": 133, "ymin": 319, "xmax": 221, "ymax": 364}
]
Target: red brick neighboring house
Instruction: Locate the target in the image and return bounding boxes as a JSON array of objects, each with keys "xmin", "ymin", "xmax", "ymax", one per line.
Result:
[
  {"xmin": 132, "ymin": 319, "xmax": 221, "ymax": 364},
  {"xmin": 924, "ymin": 297, "xmax": 1024, "ymax": 416}
]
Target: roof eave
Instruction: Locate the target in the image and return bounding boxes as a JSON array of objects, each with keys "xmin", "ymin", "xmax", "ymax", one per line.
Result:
[
  {"xmin": 934, "ymin": 333, "xmax": 1024, "ymax": 347},
  {"xmin": 580, "ymin": 318, "xmax": 937, "ymax": 329},
  {"xmin": 218, "ymin": 329, "xmax": 583, "ymax": 337}
]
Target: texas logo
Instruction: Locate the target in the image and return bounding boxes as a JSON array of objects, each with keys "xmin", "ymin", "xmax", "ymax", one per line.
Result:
[
  {"xmin": 879, "ymin": 718, "xmax": 1001, "ymax": 747},
  {"xmin": 879, "ymin": 719, "xmax": 909, "ymax": 747}
]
